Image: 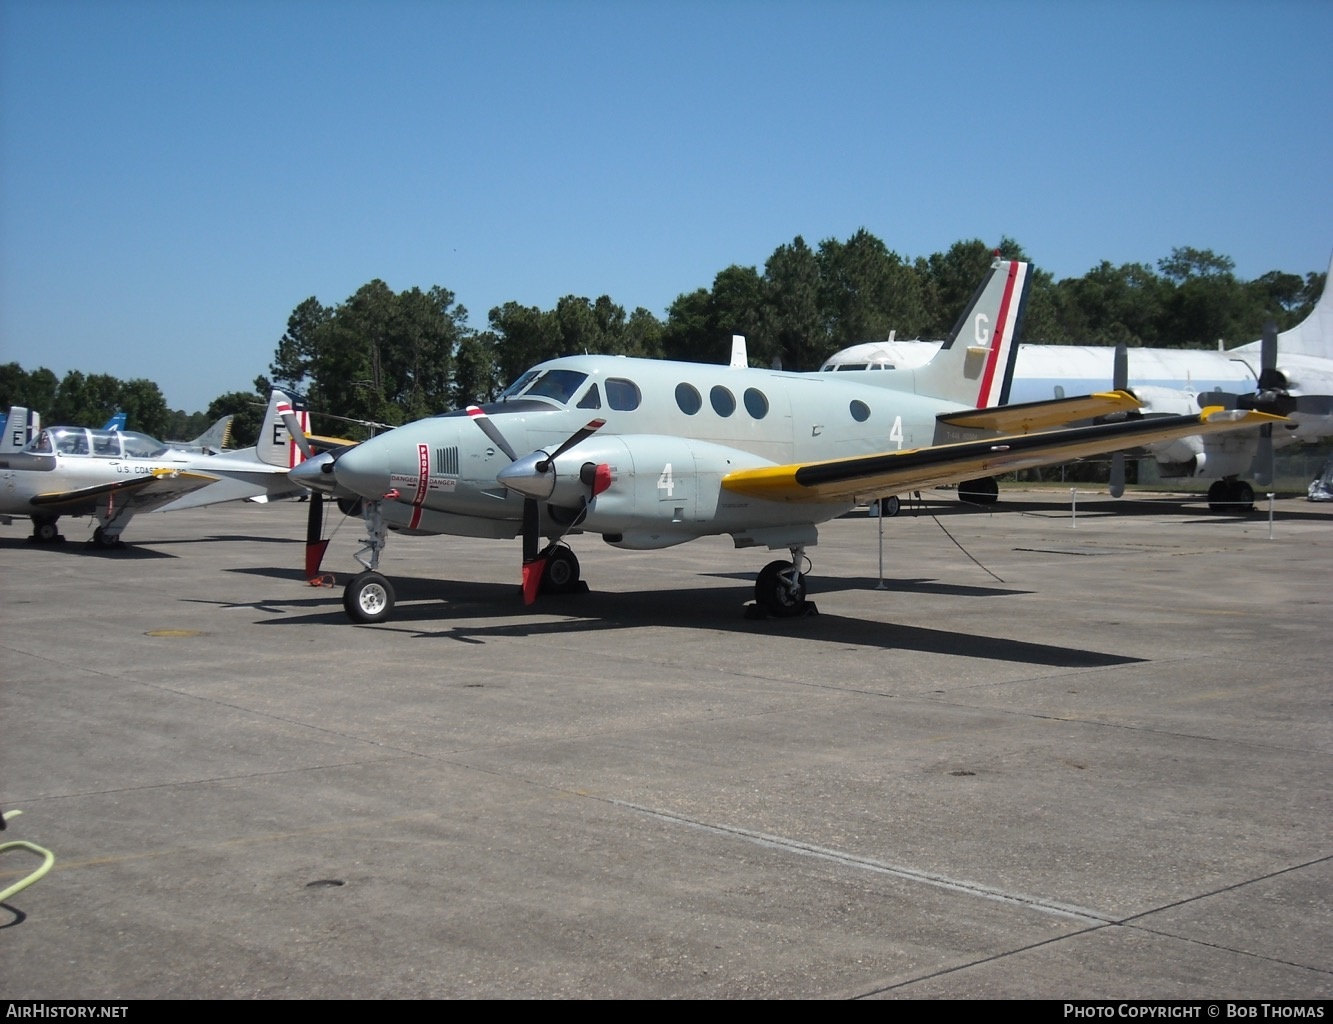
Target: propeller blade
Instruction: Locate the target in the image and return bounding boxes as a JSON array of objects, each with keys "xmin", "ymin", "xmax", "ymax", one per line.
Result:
[
  {"xmin": 1110, "ymin": 453, "xmax": 1126, "ymax": 498},
  {"xmin": 1258, "ymin": 320, "xmax": 1280, "ymax": 389},
  {"xmin": 1254, "ymin": 424, "xmax": 1275, "ymax": 487},
  {"xmin": 520, "ymin": 497, "xmax": 544, "ymax": 605},
  {"xmin": 537, "ymin": 418, "xmax": 607, "ymax": 471},
  {"xmin": 1113, "ymin": 342, "xmax": 1129, "ymax": 392},
  {"xmin": 466, "ymin": 406, "xmax": 519, "ymax": 461},
  {"xmin": 277, "ymin": 399, "xmax": 314, "ymax": 461},
  {"xmin": 304, "ymin": 490, "xmax": 330, "ymax": 581}
]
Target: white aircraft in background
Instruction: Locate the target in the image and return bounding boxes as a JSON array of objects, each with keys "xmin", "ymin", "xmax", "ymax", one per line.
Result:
[
  {"xmin": 268, "ymin": 258, "xmax": 1278, "ymax": 625},
  {"xmin": 0, "ymin": 391, "xmax": 309, "ymax": 546},
  {"xmin": 819, "ymin": 253, "xmax": 1333, "ymax": 511}
]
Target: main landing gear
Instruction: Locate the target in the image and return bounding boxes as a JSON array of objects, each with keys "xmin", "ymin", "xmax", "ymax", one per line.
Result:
[
  {"xmin": 538, "ymin": 544, "xmax": 582, "ymax": 595},
  {"xmin": 30, "ymin": 518, "xmax": 63, "ymax": 544},
  {"xmin": 1206, "ymin": 478, "xmax": 1256, "ymax": 514},
  {"xmin": 751, "ymin": 545, "xmax": 815, "ymax": 619}
]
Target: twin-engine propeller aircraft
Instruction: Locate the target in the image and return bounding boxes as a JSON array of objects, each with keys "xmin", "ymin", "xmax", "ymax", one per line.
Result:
[
  {"xmin": 820, "ymin": 252, "xmax": 1333, "ymax": 511},
  {"xmin": 273, "ymin": 258, "xmax": 1281, "ymax": 625},
  {"xmin": 0, "ymin": 390, "xmax": 308, "ymax": 546}
]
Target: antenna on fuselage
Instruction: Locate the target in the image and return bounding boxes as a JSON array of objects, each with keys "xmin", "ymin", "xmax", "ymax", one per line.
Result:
[{"xmin": 730, "ymin": 334, "xmax": 748, "ymax": 369}]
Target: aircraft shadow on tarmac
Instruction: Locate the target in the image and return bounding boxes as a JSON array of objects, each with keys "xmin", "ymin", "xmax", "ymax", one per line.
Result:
[
  {"xmin": 215, "ymin": 569, "xmax": 1141, "ymax": 669},
  {"xmin": 0, "ymin": 532, "xmax": 295, "ymax": 558},
  {"xmin": 0, "ymin": 535, "xmax": 176, "ymax": 559}
]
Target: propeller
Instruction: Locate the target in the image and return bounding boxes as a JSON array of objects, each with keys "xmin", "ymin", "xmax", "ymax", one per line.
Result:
[
  {"xmin": 466, "ymin": 406, "xmax": 606, "ymax": 604},
  {"xmin": 1109, "ymin": 343, "xmax": 1129, "ymax": 498},
  {"xmin": 278, "ymin": 395, "xmax": 359, "ymax": 582}
]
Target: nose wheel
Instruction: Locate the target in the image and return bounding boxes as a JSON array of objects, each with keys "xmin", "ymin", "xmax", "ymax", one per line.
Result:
[{"xmin": 344, "ymin": 571, "xmax": 395, "ymax": 624}]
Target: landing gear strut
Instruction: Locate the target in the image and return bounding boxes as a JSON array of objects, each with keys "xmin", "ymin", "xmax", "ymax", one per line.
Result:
[
  {"xmin": 343, "ymin": 501, "xmax": 395, "ymax": 624},
  {"xmin": 753, "ymin": 545, "xmax": 814, "ymax": 618}
]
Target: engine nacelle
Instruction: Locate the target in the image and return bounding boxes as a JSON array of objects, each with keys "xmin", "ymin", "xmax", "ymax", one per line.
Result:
[{"xmin": 534, "ymin": 434, "xmax": 781, "ymax": 536}]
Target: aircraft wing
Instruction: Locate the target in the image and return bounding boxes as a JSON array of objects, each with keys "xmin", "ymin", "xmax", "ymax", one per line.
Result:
[
  {"xmin": 721, "ymin": 408, "xmax": 1283, "ymax": 503},
  {"xmin": 301, "ymin": 432, "xmax": 360, "ymax": 456},
  {"xmin": 29, "ymin": 470, "xmax": 219, "ymax": 516},
  {"xmin": 936, "ymin": 391, "xmax": 1141, "ymax": 433}
]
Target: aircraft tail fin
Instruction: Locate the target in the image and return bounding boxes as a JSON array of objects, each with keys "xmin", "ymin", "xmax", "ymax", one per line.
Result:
[
  {"xmin": 909, "ymin": 258, "xmax": 1030, "ymax": 408},
  {"xmin": 255, "ymin": 390, "xmax": 310, "ymax": 469},
  {"xmin": 189, "ymin": 415, "xmax": 235, "ymax": 454},
  {"xmin": 1275, "ymin": 251, "xmax": 1333, "ymax": 358},
  {"xmin": 2, "ymin": 407, "xmax": 32, "ymax": 453},
  {"xmin": 102, "ymin": 411, "xmax": 127, "ymax": 431}
]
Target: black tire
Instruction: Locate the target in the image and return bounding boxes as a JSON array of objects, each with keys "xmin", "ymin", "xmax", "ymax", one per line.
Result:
[
  {"xmin": 91, "ymin": 526, "xmax": 119, "ymax": 548},
  {"xmin": 34, "ymin": 520, "xmax": 61, "ymax": 543},
  {"xmin": 541, "ymin": 547, "xmax": 581, "ymax": 594},
  {"xmin": 343, "ymin": 572, "xmax": 395, "ymax": 624},
  {"xmin": 755, "ymin": 559, "xmax": 807, "ymax": 618},
  {"xmin": 1235, "ymin": 481, "xmax": 1255, "ymax": 513},
  {"xmin": 958, "ymin": 477, "xmax": 999, "ymax": 505},
  {"xmin": 1207, "ymin": 479, "xmax": 1227, "ymax": 513},
  {"xmin": 877, "ymin": 495, "xmax": 900, "ymax": 518}
]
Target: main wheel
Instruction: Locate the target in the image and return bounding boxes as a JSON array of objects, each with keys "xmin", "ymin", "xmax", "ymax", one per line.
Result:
[
  {"xmin": 33, "ymin": 520, "xmax": 61, "ymax": 543},
  {"xmin": 1235, "ymin": 481, "xmax": 1255, "ymax": 513},
  {"xmin": 91, "ymin": 526, "xmax": 120, "ymax": 548},
  {"xmin": 876, "ymin": 495, "xmax": 901, "ymax": 518},
  {"xmin": 958, "ymin": 477, "xmax": 999, "ymax": 505},
  {"xmin": 343, "ymin": 571, "xmax": 395, "ymax": 624},
  {"xmin": 755, "ymin": 559, "xmax": 807, "ymax": 618},
  {"xmin": 1207, "ymin": 479, "xmax": 1227, "ymax": 512},
  {"xmin": 541, "ymin": 546, "xmax": 581, "ymax": 594}
]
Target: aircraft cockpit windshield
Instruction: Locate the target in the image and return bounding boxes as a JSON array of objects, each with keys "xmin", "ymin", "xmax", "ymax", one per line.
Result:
[
  {"xmin": 25, "ymin": 427, "xmax": 169, "ymax": 459},
  {"xmin": 498, "ymin": 368, "xmax": 589, "ymax": 407}
]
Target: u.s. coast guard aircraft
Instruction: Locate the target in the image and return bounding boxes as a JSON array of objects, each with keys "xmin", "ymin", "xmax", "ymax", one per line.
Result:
[
  {"xmin": 273, "ymin": 259, "xmax": 1279, "ymax": 624},
  {"xmin": 821, "ymin": 253, "xmax": 1333, "ymax": 511},
  {"xmin": 0, "ymin": 390, "xmax": 308, "ymax": 545}
]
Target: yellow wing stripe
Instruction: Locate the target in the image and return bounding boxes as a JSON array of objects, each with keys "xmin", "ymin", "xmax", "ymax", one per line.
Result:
[{"xmin": 936, "ymin": 391, "xmax": 1141, "ymax": 433}]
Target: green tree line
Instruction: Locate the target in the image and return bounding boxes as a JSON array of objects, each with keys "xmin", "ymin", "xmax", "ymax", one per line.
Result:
[{"xmin": 3, "ymin": 234, "xmax": 1325, "ymax": 437}]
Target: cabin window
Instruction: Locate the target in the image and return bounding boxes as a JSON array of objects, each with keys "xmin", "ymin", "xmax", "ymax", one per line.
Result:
[
  {"xmin": 93, "ymin": 432, "xmax": 121, "ymax": 457},
  {"xmin": 849, "ymin": 400, "xmax": 870, "ymax": 422},
  {"xmin": 499, "ymin": 370, "xmax": 539, "ymax": 400},
  {"xmin": 675, "ymin": 383, "xmax": 702, "ymax": 415},
  {"xmin": 121, "ymin": 433, "xmax": 169, "ymax": 458},
  {"xmin": 28, "ymin": 430, "xmax": 54, "ymax": 455},
  {"xmin": 837, "ymin": 363, "xmax": 868, "ymax": 371},
  {"xmin": 577, "ymin": 384, "xmax": 602, "ymax": 409},
  {"xmin": 710, "ymin": 386, "xmax": 736, "ymax": 417},
  {"xmin": 55, "ymin": 429, "xmax": 90, "ymax": 455},
  {"xmin": 605, "ymin": 378, "xmax": 641, "ymax": 411},
  {"xmin": 743, "ymin": 388, "xmax": 769, "ymax": 420}
]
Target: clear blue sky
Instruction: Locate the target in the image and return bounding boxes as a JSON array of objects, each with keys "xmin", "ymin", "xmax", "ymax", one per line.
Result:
[{"xmin": 2, "ymin": 0, "xmax": 1330, "ymax": 413}]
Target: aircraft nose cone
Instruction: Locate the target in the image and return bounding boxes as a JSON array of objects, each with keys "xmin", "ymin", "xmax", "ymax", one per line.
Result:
[
  {"xmin": 332, "ymin": 438, "xmax": 392, "ymax": 499},
  {"xmin": 289, "ymin": 453, "xmax": 337, "ymax": 494},
  {"xmin": 496, "ymin": 451, "xmax": 556, "ymax": 500}
]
